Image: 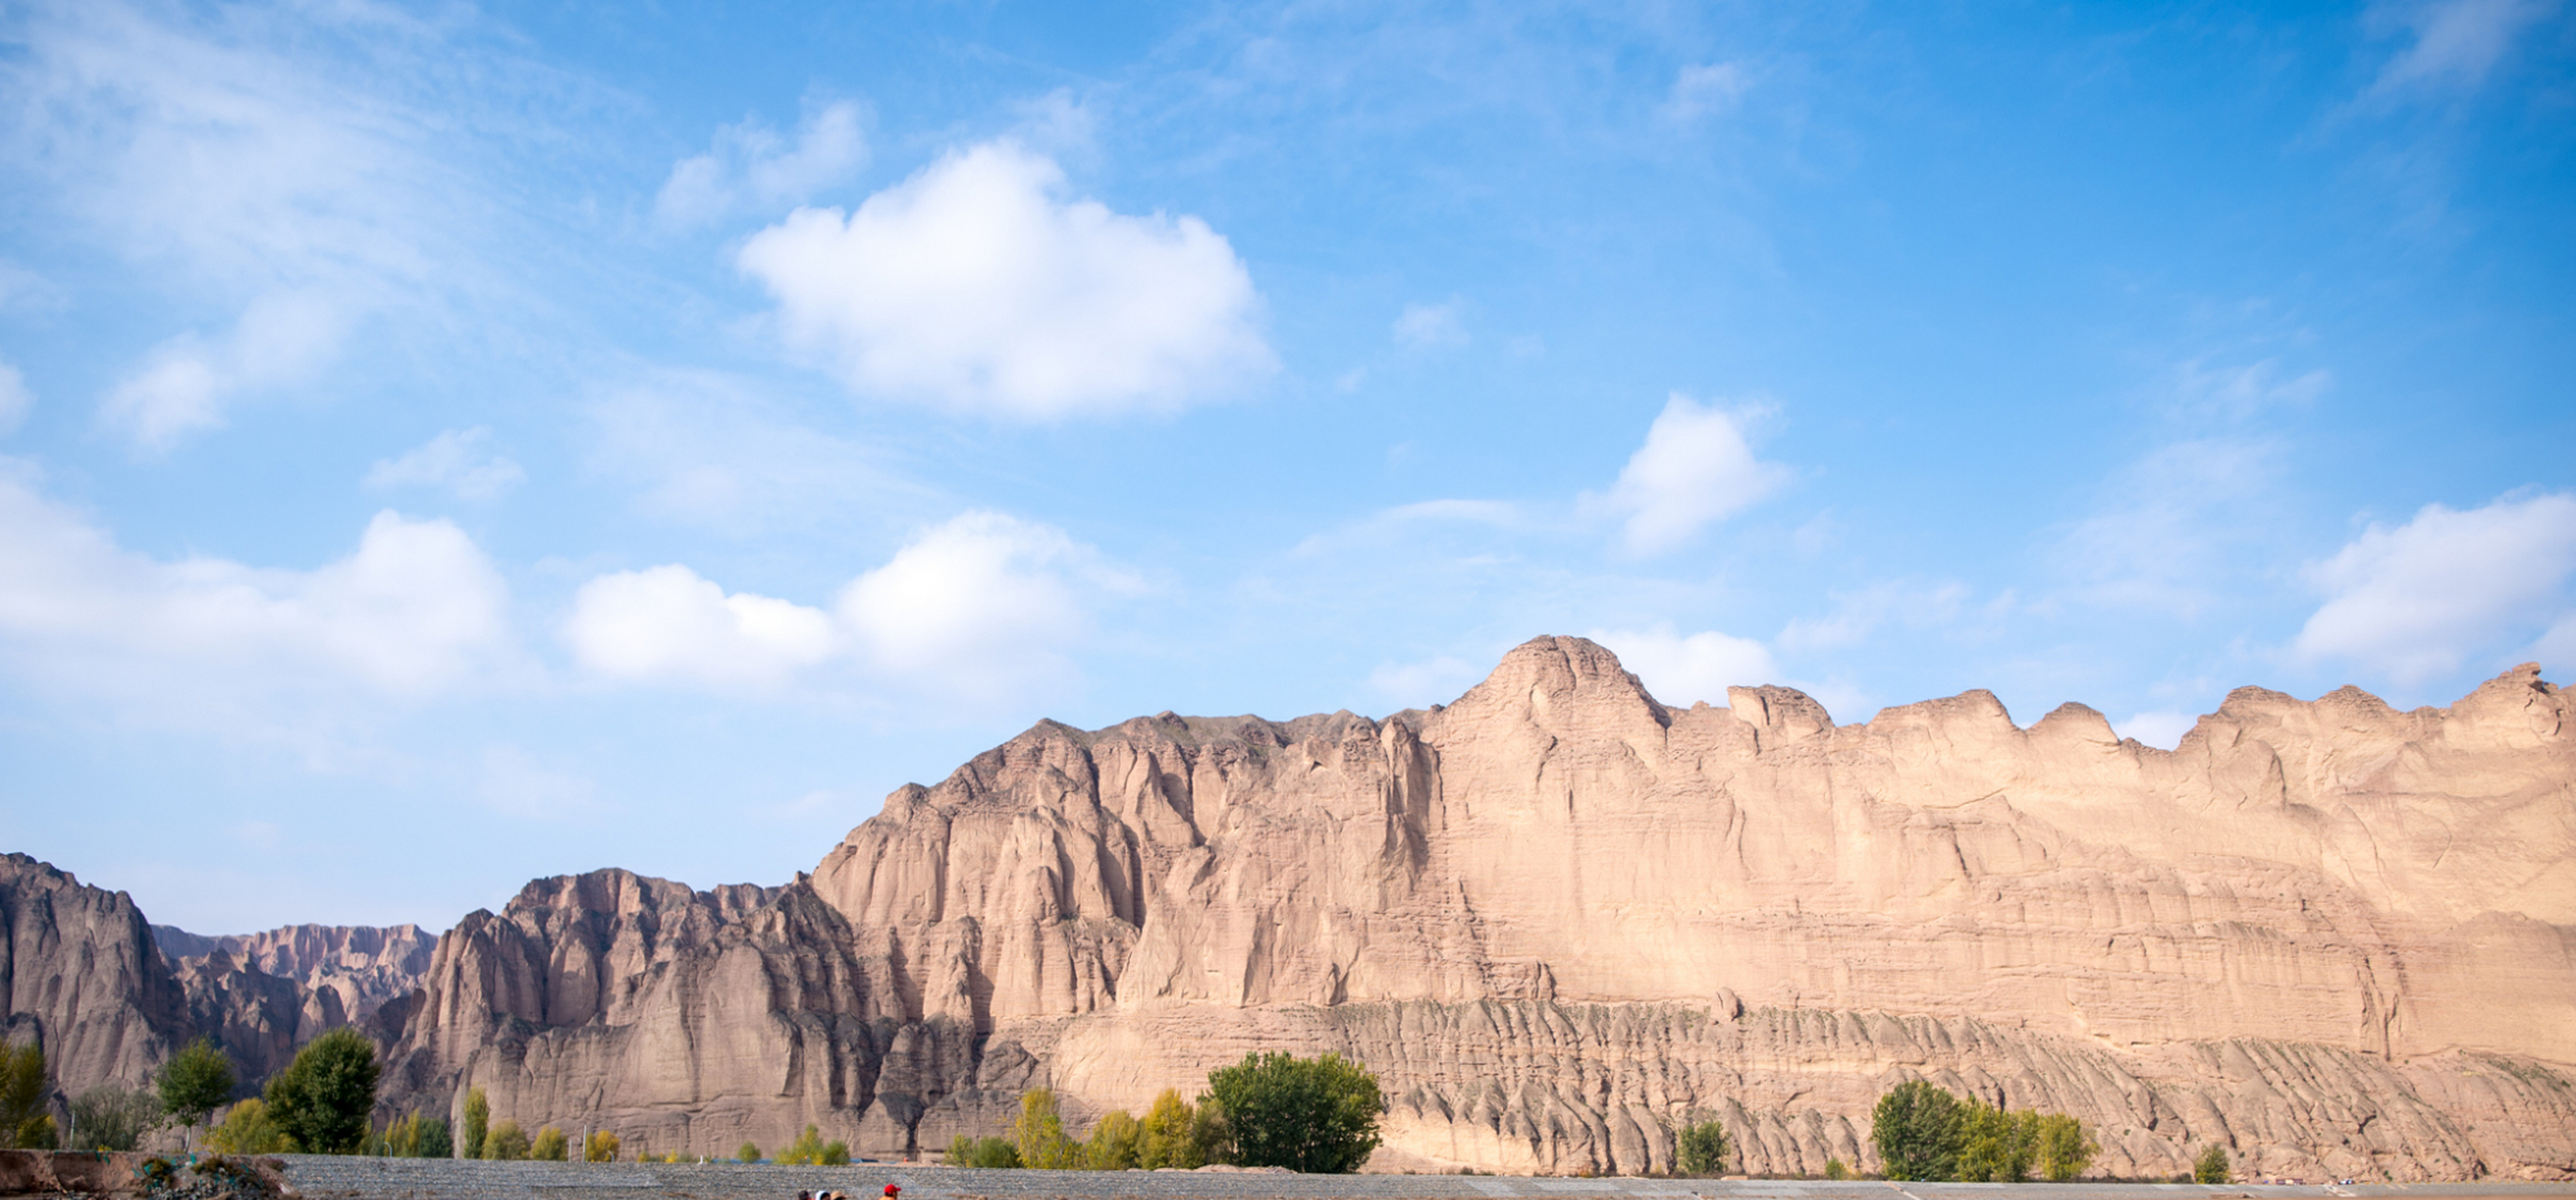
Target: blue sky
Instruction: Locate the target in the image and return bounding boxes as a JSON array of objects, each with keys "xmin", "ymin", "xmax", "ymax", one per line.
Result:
[{"xmin": 2, "ymin": 1, "xmax": 2569, "ymax": 933}]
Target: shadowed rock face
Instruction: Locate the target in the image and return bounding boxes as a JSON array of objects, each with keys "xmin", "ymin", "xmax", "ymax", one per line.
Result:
[
  {"xmin": 372, "ymin": 638, "xmax": 2576, "ymax": 1180},
  {"xmin": 157, "ymin": 923, "xmax": 438, "ymax": 1024},
  {"xmin": 0, "ymin": 854, "xmax": 190, "ymax": 1093}
]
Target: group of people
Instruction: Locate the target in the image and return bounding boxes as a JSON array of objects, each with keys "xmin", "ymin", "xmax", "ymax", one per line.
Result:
[{"xmin": 795, "ymin": 1184, "xmax": 901, "ymax": 1200}]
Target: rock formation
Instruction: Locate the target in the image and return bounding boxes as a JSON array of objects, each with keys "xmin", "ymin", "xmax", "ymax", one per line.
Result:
[
  {"xmin": 157, "ymin": 922, "xmax": 436, "ymax": 1022},
  {"xmin": 370, "ymin": 638, "xmax": 2576, "ymax": 1181},
  {"xmin": 0, "ymin": 854, "xmax": 191, "ymax": 1094}
]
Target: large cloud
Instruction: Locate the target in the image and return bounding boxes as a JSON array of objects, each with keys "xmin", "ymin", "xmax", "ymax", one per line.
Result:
[
  {"xmin": 0, "ymin": 464, "xmax": 512, "ymax": 709},
  {"xmin": 1588, "ymin": 624, "xmax": 1781, "ymax": 707},
  {"xmin": 563, "ymin": 510, "xmax": 1128, "ymax": 704},
  {"xmin": 736, "ymin": 140, "xmax": 1273, "ymax": 419},
  {"xmin": 2293, "ymin": 492, "xmax": 2576, "ymax": 684},
  {"xmin": 1583, "ymin": 394, "xmax": 1790, "ymax": 555}
]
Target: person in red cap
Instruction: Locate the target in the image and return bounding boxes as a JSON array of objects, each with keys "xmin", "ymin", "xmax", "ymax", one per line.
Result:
[{"xmin": 883, "ymin": 1187, "xmax": 901, "ymax": 1197}]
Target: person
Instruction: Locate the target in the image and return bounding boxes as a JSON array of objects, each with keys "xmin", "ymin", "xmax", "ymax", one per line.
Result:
[{"xmin": 884, "ymin": 1188, "xmax": 900, "ymax": 1197}]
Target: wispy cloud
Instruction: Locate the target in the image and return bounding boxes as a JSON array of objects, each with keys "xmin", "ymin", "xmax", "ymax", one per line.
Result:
[
  {"xmin": 2294, "ymin": 491, "xmax": 2576, "ymax": 684},
  {"xmin": 366, "ymin": 427, "xmax": 524, "ymax": 502},
  {"xmin": 1393, "ymin": 298, "xmax": 1469, "ymax": 349},
  {"xmin": 1665, "ymin": 61, "xmax": 1751, "ymax": 121},
  {"xmin": 655, "ymin": 98, "xmax": 870, "ymax": 228},
  {"xmin": 2369, "ymin": 0, "xmax": 2559, "ymax": 97}
]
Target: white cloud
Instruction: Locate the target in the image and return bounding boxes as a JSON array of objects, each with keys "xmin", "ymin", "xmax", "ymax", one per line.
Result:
[
  {"xmin": 99, "ymin": 290, "xmax": 347, "ymax": 454},
  {"xmin": 366, "ymin": 427, "xmax": 524, "ymax": 502},
  {"xmin": 1393, "ymin": 299, "xmax": 1468, "ymax": 348},
  {"xmin": 1665, "ymin": 61, "xmax": 1751, "ymax": 120},
  {"xmin": 2114, "ymin": 711, "xmax": 2199, "ymax": 750},
  {"xmin": 563, "ymin": 511, "xmax": 1128, "ymax": 705},
  {"xmin": 1589, "ymin": 624, "xmax": 1781, "ymax": 708},
  {"xmin": 1582, "ymin": 394, "xmax": 1790, "ymax": 556},
  {"xmin": 839, "ymin": 511, "xmax": 1132, "ymax": 700},
  {"xmin": 2294, "ymin": 492, "xmax": 2576, "ymax": 684},
  {"xmin": 737, "ymin": 140, "xmax": 1274, "ymax": 419},
  {"xmin": 0, "ymin": 362, "xmax": 30, "ymax": 435},
  {"xmin": 655, "ymin": 99, "xmax": 869, "ymax": 228},
  {"xmin": 565, "ymin": 565, "xmax": 839, "ymax": 693},
  {"xmin": 2371, "ymin": 0, "xmax": 2554, "ymax": 95},
  {"xmin": 0, "ymin": 464, "xmax": 513, "ymax": 709},
  {"xmin": 2173, "ymin": 357, "xmax": 2331, "ymax": 417},
  {"xmin": 2055, "ymin": 438, "xmax": 2277, "ymax": 616}
]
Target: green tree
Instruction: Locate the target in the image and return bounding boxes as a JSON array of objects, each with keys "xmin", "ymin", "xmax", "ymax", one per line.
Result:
[
  {"xmin": 736, "ymin": 1140, "xmax": 761, "ymax": 1163},
  {"xmin": 780, "ymin": 1123, "xmax": 826, "ymax": 1165},
  {"xmin": 460, "ymin": 1088, "xmax": 490, "ymax": 1160},
  {"xmin": 1203, "ymin": 1051, "xmax": 1384, "ymax": 1174},
  {"xmin": 1136, "ymin": 1089, "xmax": 1205, "ymax": 1169},
  {"xmin": 1085, "ymin": 1109, "xmax": 1142, "ymax": 1170},
  {"xmin": 2194, "ymin": 1145, "xmax": 2231, "ymax": 1184},
  {"xmin": 586, "ymin": 1130, "xmax": 622, "ymax": 1162},
  {"xmin": 2035, "ymin": 1114, "xmax": 2096, "ymax": 1182},
  {"xmin": 68, "ymin": 1087, "xmax": 160, "ymax": 1151},
  {"xmin": 483, "ymin": 1119, "xmax": 531, "ymax": 1161},
  {"xmin": 1674, "ymin": 1117, "xmax": 1729, "ymax": 1177},
  {"xmin": 530, "ymin": 1126, "xmax": 568, "ymax": 1161},
  {"xmin": 0, "ymin": 1042, "xmax": 53, "ymax": 1150},
  {"xmin": 946, "ymin": 1132, "xmax": 1021, "ymax": 1167},
  {"xmin": 157, "ymin": 1038, "xmax": 234, "ymax": 1149},
  {"xmin": 264, "ymin": 1027, "xmax": 379, "ymax": 1154},
  {"xmin": 1954, "ymin": 1103, "xmax": 2040, "ymax": 1182},
  {"xmin": 821, "ymin": 1139, "xmax": 851, "ymax": 1165},
  {"xmin": 1872, "ymin": 1080, "xmax": 1967, "ymax": 1181},
  {"xmin": 205, "ymin": 1099, "xmax": 290, "ymax": 1154},
  {"xmin": 1010, "ymin": 1088, "xmax": 1081, "ymax": 1169}
]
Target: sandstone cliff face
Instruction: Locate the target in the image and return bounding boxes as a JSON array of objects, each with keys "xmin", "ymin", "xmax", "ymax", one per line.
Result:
[
  {"xmin": 0, "ymin": 854, "xmax": 190, "ymax": 1094},
  {"xmin": 157, "ymin": 923, "xmax": 436, "ymax": 1023},
  {"xmin": 375, "ymin": 638, "xmax": 2576, "ymax": 1180}
]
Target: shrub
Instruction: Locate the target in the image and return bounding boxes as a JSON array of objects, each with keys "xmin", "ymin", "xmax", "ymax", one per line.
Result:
[
  {"xmin": 1825, "ymin": 1158, "xmax": 1849, "ymax": 1180},
  {"xmin": 821, "ymin": 1139, "xmax": 851, "ymax": 1165},
  {"xmin": 2195, "ymin": 1145, "xmax": 2231, "ymax": 1184},
  {"xmin": 158, "ymin": 1039, "xmax": 234, "ymax": 1148},
  {"xmin": 586, "ymin": 1130, "xmax": 621, "ymax": 1162},
  {"xmin": 1674, "ymin": 1118, "xmax": 1728, "ymax": 1177},
  {"xmin": 946, "ymin": 1132, "xmax": 1021, "ymax": 1168},
  {"xmin": 69, "ymin": 1086, "xmax": 161, "ymax": 1151},
  {"xmin": 780, "ymin": 1123, "xmax": 826, "ymax": 1165},
  {"xmin": 1, "ymin": 1042, "xmax": 52, "ymax": 1150},
  {"xmin": 205, "ymin": 1099, "xmax": 290, "ymax": 1154},
  {"xmin": 1955, "ymin": 1105, "xmax": 2039, "ymax": 1182},
  {"xmin": 483, "ymin": 1119, "xmax": 531, "ymax": 1161},
  {"xmin": 1203, "ymin": 1051, "xmax": 1384, "ymax": 1174},
  {"xmin": 531, "ymin": 1126, "xmax": 568, "ymax": 1161},
  {"xmin": 1136, "ymin": 1089, "xmax": 1201, "ymax": 1169},
  {"xmin": 461, "ymin": 1088, "xmax": 490, "ymax": 1160},
  {"xmin": 371, "ymin": 1112, "xmax": 451, "ymax": 1158},
  {"xmin": 264, "ymin": 1028, "xmax": 378, "ymax": 1154},
  {"xmin": 1086, "ymin": 1109, "xmax": 1141, "ymax": 1170},
  {"xmin": 1010, "ymin": 1088, "xmax": 1081, "ymax": 1169},
  {"xmin": 737, "ymin": 1141, "xmax": 761, "ymax": 1163}
]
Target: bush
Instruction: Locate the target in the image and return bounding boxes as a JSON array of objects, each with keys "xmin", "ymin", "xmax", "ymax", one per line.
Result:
[
  {"xmin": 1869, "ymin": 1081, "xmax": 2095, "ymax": 1183},
  {"xmin": 1955, "ymin": 1105, "xmax": 2039, "ymax": 1182},
  {"xmin": 1086, "ymin": 1109, "xmax": 1141, "ymax": 1170},
  {"xmin": 1825, "ymin": 1158, "xmax": 1849, "ymax": 1180},
  {"xmin": 2195, "ymin": 1145, "xmax": 2230, "ymax": 1184},
  {"xmin": 586, "ymin": 1130, "xmax": 621, "ymax": 1162},
  {"xmin": 1872, "ymin": 1080, "xmax": 1966, "ymax": 1181},
  {"xmin": 205, "ymin": 1099, "xmax": 290, "ymax": 1154},
  {"xmin": 1010, "ymin": 1088, "xmax": 1081, "ymax": 1169},
  {"xmin": 460, "ymin": 1088, "xmax": 489, "ymax": 1160},
  {"xmin": 69, "ymin": 1086, "xmax": 161, "ymax": 1151},
  {"xmin": 780, "ymin": 1123, "xmax": 826, "ymax": 1165},
  {"xmin": 1674, "ymin": 1118, "xmax": 1728, "ymax": 1177},
  {"xmin": 946, "ymin": 1132, "xmax": 1021, "ymax": 1168},
  {"xmin": 1204, "ymin": 1051, "xmax": 1384, "ymax": 1174},
  {"xmin": 821, "ymin": 1139, "xmax": 851, "ymax": 1165},
  {"xmin": 1, "ymin": 1042, "xmax": 53, "ymax": 1150},
  {"xmin": 264, "ymin": 1028, "xmax": 378, "ymax": 1154},
  {"xmin": 158, "ymin": 1039, "xmax": 234, "ymax": 1148},
  {"xmin": 736, "ymin": 1141, "xmax": 761, "ymax": 1163},
  {"xmin": 483, "ymin": 1119, "xmax": 531, "ymax": 1161},
  {"xmin": 370, "ymin": 1112, "xmax": 451, "ymax": 1158},
  {"xmin": 1136, "ymin": 1089, "xmax": 1204, "ymax": 1169},
  {"xmin": 531, "ymin": 1126, "xmax": 568, "ymax": 1161}
]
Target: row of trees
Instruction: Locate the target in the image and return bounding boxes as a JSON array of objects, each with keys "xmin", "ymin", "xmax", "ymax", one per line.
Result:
[
  {"xmin": 1, "ymin": 1037, "xmax": 243, "ymax": 1153},
  {"xmin": 1870, "ymin": 1080, "xmax": 2097, "ymax": 1182},
  {"xmin": 946, "ymin": 1052, "xmax": 1386, "ymax": 1174}
]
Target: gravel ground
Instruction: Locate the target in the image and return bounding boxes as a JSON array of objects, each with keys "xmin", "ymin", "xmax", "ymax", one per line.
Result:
[{"xmin": 266, "ymin": 1159, "xmax": 2576, "ymax": 1200}]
